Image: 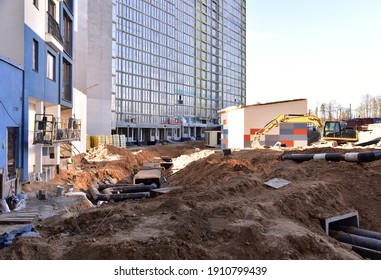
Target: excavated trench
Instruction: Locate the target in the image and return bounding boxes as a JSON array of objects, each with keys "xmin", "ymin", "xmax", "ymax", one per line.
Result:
[{"xmin": 322, "ymin": 212, "xmax": 381, "ymax": 259}]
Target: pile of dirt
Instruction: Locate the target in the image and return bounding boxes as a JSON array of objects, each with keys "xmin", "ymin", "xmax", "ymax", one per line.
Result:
[{"xmin": 2, "ymin": 142, "xmax": 381, "ymax": 260}]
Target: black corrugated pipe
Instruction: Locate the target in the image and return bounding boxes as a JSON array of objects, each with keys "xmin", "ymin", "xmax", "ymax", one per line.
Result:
[
  {"xmin": 330, "ymin": 230, "xmax": 381, "ymax": 252},
  {"xmin": 331, "ymin": 225, "xmax": 381, "ymax": 241},
  {"xmin": 282, "ymin": 150, "xmax": 381, "ymax": 163}
]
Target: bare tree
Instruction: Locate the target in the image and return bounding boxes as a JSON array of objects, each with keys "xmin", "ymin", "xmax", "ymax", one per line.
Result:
[
  {"xmin": 319, "ymin": 103, "xmax": 326, "ymax": 121},
  {"xmin": 310, "ymin": 93, "xmax": 381, "ymax": 120}
]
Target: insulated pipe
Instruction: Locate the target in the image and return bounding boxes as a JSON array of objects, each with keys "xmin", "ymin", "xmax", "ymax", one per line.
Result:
[
  {"xmin": 97, "ymin": 183, "xmax": 146, "ymax": 192},
  {"xmin": 281, "ymin": 153, "xmax": 341, "ymax": 162},
  {"xmin": 102, "ymin": 188, "xmax": 113, "ymax": 195},
  {"xmin": 331, "ymin": 225, "xmax": 381, "ymax": 241},
  {"xmin": 344, "ymin": 150, "xmax": 381, "ymax": 162},
  {"xmin": 282, "ymin": 150, "xmax": 381, "ymax": 163},
  {"xmin": 352, "ymin": 245, "xmax": 381, "ymax": 260},
  {"xmin": 88, "ymin": 186, "xmax": 101, "ymax": 200},
  {"xmin": 100, "ymin": 184, "xmax": 158, "ymax": 194},
  {"xmin": 329, "ymin": 230, "xmax": 381, "ymax": 252},
  {"xmin": 96, "ymin": 192, "xmax": 150, "ymax": 202},
  {"xmin": 281, "ymin": 154, "xmax": 314, "ymax": 162},
  {"xmin": 88, "ymin": 186, "xmax": 150, "ymax": 201}
]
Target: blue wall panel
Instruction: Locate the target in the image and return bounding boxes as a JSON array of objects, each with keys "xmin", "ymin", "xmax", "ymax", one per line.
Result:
[
  {"xmin": 0, "ymin": 58, "xmax": 23, "ymax": 172},
  {"xmin": 24, "ymin": 25, "xmax": 60, "ymax": 105},
  {"xmin": 24, "ymin": 25, "xmax": 46, "ymax": 102}
]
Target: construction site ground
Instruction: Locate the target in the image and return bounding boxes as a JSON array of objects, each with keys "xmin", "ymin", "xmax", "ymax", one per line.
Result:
[{"xmin": 1, "ymin": 140, "xmax": 381, "ymax": 260}]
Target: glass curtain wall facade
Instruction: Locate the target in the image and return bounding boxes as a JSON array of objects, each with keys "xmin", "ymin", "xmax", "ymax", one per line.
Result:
[{"xmin": 112, "ymin": 0, "xmax": 246, "ymax": 130}]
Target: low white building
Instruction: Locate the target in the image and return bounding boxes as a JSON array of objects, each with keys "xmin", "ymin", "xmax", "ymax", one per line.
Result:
[{"xmin": 219, "ymin": 99, "xmax": 308, "ymax": 149}]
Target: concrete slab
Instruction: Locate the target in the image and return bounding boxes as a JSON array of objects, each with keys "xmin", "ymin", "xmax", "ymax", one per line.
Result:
[
  {"xmin": 321, "ymin": 211, "xmax": 359, "ymax": 235},
  {"xmin": 264, "ymin": 178, "xmax": 291, "ymax": 189}
]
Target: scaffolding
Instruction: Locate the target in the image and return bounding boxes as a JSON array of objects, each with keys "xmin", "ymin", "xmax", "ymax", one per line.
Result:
[{"xmin": 33, "ymin": 114, "xmax": 81, "ymax": 145}]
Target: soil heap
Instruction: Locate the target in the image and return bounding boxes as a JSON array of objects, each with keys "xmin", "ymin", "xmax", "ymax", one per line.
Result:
[{"xmin": 1, "ymin": 141, "xmax": 381, "ymax": 260}]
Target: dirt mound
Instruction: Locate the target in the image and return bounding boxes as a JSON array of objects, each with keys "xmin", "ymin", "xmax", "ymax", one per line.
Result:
[{"xmin": 2, "ymin": 142, "xmax": 381, "ymax": 259}]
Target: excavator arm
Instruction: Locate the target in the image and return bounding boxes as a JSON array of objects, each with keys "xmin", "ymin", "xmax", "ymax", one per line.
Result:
[{"xmin": 251, "ymin": 114, "xmax": 323, "ymax": 148}]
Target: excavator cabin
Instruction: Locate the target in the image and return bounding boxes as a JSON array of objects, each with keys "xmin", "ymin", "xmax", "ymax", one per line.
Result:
[{"xmin": 322, "ymin": 121, "xmax": 358, "ymax": 143}]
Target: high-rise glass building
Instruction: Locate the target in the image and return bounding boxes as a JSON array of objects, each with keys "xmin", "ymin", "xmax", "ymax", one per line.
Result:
[{"xmin": 83, "ymin": 0, "xmax": 246, "ymax": 144}]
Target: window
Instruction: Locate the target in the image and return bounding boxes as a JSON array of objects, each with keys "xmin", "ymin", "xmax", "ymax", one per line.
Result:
[
  {"xmin": 47, "ymin": 52, "xmax": 55, "ymax": 81},
  {"xmin": 62, "ymin": 59, "xmax": 72, "ymax": 101},
  {"xmin": 7, "ymin": 127, "xmax": 18, "ymax": 179},
  {"xmin": 42, "ymin": 147, "xmax": 55, "ymax": 159},
  {"xmin": 63, "ymin": 11, "xmax": 73, "ymax": 56},
  {"xmin": 32, "ymin": 39, "xmax": 38, "ymax": 71}
]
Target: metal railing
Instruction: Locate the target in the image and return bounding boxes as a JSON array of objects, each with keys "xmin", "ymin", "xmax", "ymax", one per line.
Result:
[
  {"xmin": 53, "ymin": 117, "xmax": 81, "ymax": 142},
  {"xmin": 33, "ymin": 114, "xmax": 81, "ymax": 145},
  {"xmin": 47, "ymin": 12, "xmax": 63, "ymax": 44}
]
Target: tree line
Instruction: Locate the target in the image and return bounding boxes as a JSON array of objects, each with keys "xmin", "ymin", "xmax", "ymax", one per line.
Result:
[{"xmin": 310, "ymin": 93, "xmax": 381, "ymax": 121}]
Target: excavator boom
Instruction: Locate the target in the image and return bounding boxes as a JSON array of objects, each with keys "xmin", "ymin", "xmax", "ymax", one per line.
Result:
[{"xmin": 251, "ymin": 114, "xmax": 323, "ymax": 148}]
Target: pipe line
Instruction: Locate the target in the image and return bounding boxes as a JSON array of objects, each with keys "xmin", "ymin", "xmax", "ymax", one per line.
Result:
[
  {"xmin": 100, "ymin": 184, "xmax": 158, "ymax": 194},
  {"xmin": 331, "ymin": 225, "xmax": 381, "ymax": 241},
  {"xmin": 97, "ymin": 183, "xmax": 146, "ymax": 192},
  {"xmin": 330, "ymin": 230, "xmax": 381, "ymax": 252},
  {"xmin": 352, "ymin": 245, "xmax": 381, "ymax": 260},
  {"xmin": 282, "ymin": 150, "xmax": 381, "ymax": 163},
  {"xmin": 89, "ymin": 186, "xmax": 150, "ymax": 201}
]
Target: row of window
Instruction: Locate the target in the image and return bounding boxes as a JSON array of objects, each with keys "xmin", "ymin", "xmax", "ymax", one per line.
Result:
[
  {"xmin": 114, "ymin": 82, "xmax": 243, "ymax": 102},
  {"xmin": 114, "ymin": 52, "xmax": 195, "ymax": 73},
  {"xmin": 112, "ymin": 0, "xmax": 246, "ymax": 122},
  {"xmin": 32, "ymin": 39, "xmax": 72, "ymax": 102},
  {"xmin": 115, "ymin": 100, "xmax": 196, "ymax": 120},
  {"xmin": 114, "ymin": 92, "xmax": 243, "ymax": 121},
  {"xmin": 114, "ymin": 54, "xmax": 244, "ymax": 83}
]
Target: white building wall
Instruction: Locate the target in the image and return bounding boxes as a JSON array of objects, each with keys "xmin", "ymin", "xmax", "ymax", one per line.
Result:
[
  {"xmin": 243, "ymin": 99, "xmax": 308, "ymax": 134},
  {"xmin": 0, "ymin": 0, "xmax": 24, "ymax": 66},
  {"xmin": 28, "ymin": 103, "xmax": 36, "ymax": 176},
  {"xmin": 227, "ymin": 109, "xmax": 245, "ymax": 149},
  {"xmin": 24, "ymin": 0, "xmax": 46, "ymax": 39},
  {"xmin": 220, "ymin": 99, "xmax": 308, "ymax": 149},
  {"xmin": 72, "ymin": 88, "xmax": 87, "ymax": 153}
]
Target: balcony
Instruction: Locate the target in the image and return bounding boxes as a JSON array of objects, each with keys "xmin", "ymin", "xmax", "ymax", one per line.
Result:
[{"xmin": 46, "ymin": 12, "xmax": 64, "ymax": 52}]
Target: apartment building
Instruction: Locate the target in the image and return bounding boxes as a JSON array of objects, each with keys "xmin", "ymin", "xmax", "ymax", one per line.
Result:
[
  {"xmin": 0, "ymin": 0, "xmax": 85, "ymax": 196},
  {"xmin": 79, "ymin": 0, "xmax": 246, "ymax": 145}
]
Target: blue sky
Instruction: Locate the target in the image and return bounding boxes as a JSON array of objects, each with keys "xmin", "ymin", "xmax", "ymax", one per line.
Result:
[{"xmin": 246, "ymin": 0, "xmax": 381, "ymax": 109}]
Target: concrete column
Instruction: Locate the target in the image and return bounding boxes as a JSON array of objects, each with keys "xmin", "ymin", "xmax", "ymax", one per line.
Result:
[
  {"xmin": 46, "ymin": 105, "xmax": 60, "ymax": 165},
  {"xmin": 34, "ymin": 102, "xmax": 43, "ymax": 177}
]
